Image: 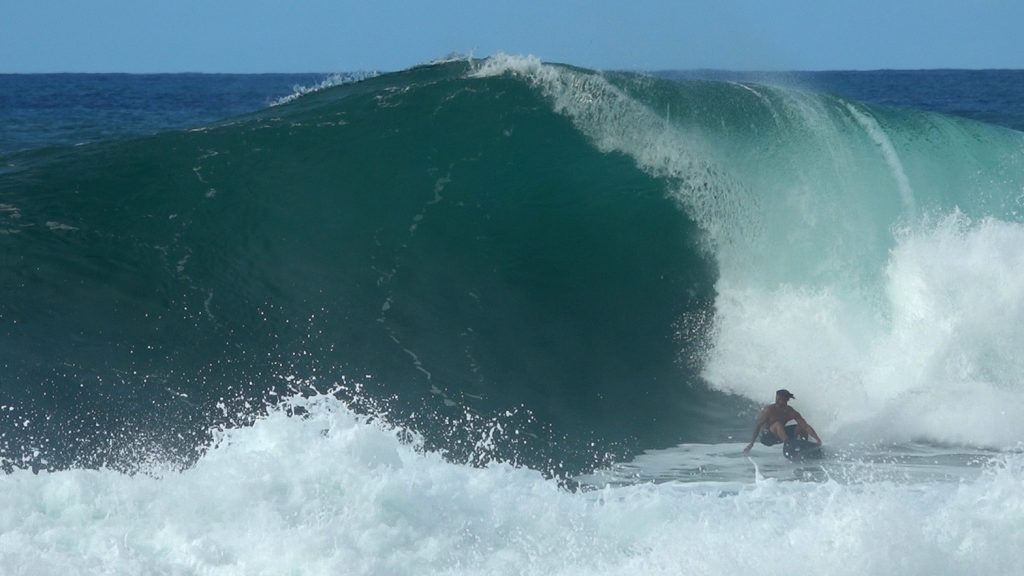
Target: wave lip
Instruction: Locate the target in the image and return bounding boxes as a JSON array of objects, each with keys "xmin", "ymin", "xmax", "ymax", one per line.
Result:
[{"xmin": 271, "ymin": 71, "xmax": 381, "ymax": 106}]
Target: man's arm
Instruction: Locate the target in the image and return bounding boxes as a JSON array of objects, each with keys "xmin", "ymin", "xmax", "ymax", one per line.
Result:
[
  {"xmin": 792, "ymin": 411, "xmax": 822, "ymax": 444},
  {"xmin": 742, "ymin": 408, "xmax": 768, "ymax": 454}
]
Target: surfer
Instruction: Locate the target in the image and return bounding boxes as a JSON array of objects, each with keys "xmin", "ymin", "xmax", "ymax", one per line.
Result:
[{"xmin": 742, "ymin": 389, "xmax": 821, "ymax": 455}]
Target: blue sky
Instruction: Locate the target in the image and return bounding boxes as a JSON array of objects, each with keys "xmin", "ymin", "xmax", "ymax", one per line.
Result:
[{"xmin": 3, "ymin": 0, "xmax": 1022, "ymax": 73}]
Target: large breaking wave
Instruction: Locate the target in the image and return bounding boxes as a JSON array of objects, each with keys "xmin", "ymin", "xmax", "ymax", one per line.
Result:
[{"xmin": 3, "ymin": 56, "xmax": 1024, "ymax": 474}]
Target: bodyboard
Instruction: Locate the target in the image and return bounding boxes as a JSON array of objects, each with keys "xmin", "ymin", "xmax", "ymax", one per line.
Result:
[{"xmin": 783, "ymin": 439, "xmax": 823, "ymax": 461}]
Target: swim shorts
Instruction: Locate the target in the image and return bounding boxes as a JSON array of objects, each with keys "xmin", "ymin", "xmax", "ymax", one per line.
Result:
[{"xmin": 759, "ymin": 424, "xmax": 798, "ymax": 446}]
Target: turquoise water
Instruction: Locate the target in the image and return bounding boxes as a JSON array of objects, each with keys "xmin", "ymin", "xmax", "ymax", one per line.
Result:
[{"xmin": 2, "ymin": 57, "xmax": 1024, "ymax": 574}]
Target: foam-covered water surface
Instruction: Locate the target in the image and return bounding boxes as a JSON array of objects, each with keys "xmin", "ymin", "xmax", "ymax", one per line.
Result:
[
  {"xmin": 1, "ymin": 395, "xmax": 1021, "ymax": 575},
  {"xmin": 577, "ymin": 439, "xmax": 1001, "ymax": 486}
]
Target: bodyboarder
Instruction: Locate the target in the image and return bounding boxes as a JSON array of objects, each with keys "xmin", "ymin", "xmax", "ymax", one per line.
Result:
[{"xmin": 742, "ymin": 389, "xmax": 822, "ymax": 455}]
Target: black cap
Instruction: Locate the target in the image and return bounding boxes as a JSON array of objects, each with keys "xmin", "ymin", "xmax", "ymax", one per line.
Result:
[{"xmin": 776, "ymin": 389, "xmax": 795, "ymax": 399}]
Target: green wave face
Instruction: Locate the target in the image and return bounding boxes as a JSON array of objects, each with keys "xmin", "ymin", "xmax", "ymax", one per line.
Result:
[{"xmin": 3, "ymin": 58, "xmax": 1024, "ymax": 470}]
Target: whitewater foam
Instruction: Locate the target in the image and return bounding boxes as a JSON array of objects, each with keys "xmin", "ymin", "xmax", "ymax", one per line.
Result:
[
  {"xmin": 708, "ymin": 213, "xmax": 1024, "ymax": 447},
  {"xmin": 1, "ymin": 394, "xmax": 1021, "ymax": 575}
]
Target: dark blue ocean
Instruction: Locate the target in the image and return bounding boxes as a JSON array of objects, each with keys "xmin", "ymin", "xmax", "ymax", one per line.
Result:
[
  {"xmin": 4, "ymin": 69, "xmax": 1023, "ymax": 156},
  {"xmin": 2, "ymin": 59, "xmax": 1023, "ymax": 574}
]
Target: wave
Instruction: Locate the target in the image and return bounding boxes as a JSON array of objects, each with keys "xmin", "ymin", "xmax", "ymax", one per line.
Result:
[
  {"xmin": 3, "ymin": 56, "xmax": 1024, "ymax": 473},
  {"xmin": 474, "ymin": 55, "xmax": 1024, "ymax": 448}
]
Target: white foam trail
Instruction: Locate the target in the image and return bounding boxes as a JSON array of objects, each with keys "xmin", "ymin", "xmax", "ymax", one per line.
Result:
[
  {"xmin": 272, "ymin": 72, "xmax": 380, "ymax": 106},
  {"xmin": 1, "ymin": 395, "xmax": 1021, "ymax": 575},
  {"xmin": 844, "ymin": 102, "xmax": 917, "ymax": 215}
]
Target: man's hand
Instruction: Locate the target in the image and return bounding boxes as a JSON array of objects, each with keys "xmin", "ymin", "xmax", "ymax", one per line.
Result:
[{"xmin": 742, "ymin": 443, "xmax": 753, "ymax": 455}]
